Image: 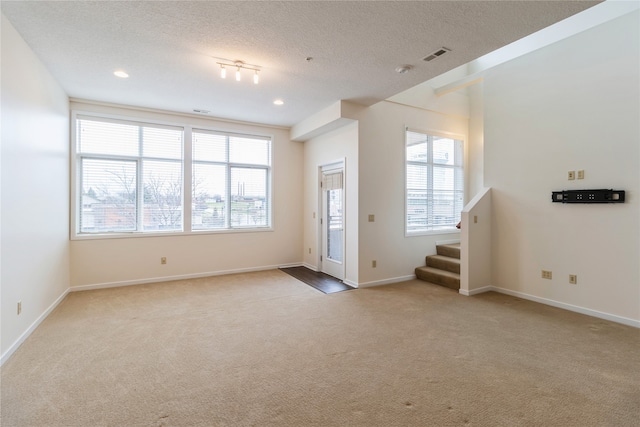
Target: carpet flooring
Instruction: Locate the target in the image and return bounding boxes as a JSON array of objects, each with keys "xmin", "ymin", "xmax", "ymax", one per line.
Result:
[{"xmin": 1, "ymin": 269, "xmax": 639, "ymax": 426}]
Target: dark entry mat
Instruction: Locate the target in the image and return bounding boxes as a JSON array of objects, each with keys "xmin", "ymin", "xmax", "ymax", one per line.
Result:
[{"xmin": 280, "ymin": 267, "xmax": 355, "ymax": 294}]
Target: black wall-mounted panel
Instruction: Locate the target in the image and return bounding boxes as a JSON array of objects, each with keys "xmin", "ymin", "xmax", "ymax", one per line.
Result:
[{"xmin": 551, "ymin": 189, "xmax": 625, "ymax": 203}]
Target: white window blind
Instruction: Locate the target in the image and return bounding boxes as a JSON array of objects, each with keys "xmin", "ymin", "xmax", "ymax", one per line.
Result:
[
  {"xmin": 192, "ymin": 130, "xmax": 271, "ymax": 230},
  {"xmin": 322, "ymin": 171, "xmax": 343, "ymax": 191},
  {"xmin": 406, "ymin": 129, "xmax": 464, "ymax": 233},
  {"xmin": 73, "ymin": 113, "xmax": 273, "ymax": 238},
  {"xmin": 76, "ymin": 116, "xmax": 184, "ymax": 234}
]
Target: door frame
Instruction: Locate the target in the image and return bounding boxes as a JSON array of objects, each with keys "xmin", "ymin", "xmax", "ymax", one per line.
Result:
[{"xmin": 318, "ymin": 159, "xmax": 346, "ymax": 280}]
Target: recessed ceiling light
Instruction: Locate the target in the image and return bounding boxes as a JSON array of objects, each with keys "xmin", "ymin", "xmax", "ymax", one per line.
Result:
[
  {"xmin": 273, "ymin": 99, "xmax": 284, "ymax": 106},
  {"xmin": 114, "ymin": 70, "xmax": 129, "ymax": 78}
]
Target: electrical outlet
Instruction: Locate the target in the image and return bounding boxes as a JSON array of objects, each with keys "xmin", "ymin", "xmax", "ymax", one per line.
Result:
[
  {"xmin": 161, "ymin": 257, "xmax": 167, "ymax": 265},
  {"xmin": 569, "ymin": 274, "xmax": 577, "ymax": 285},
  {"xmin": 372, "ymin": 260, "xmax": 377, "ymax": 268},
  {"xmin": 577, "ymin": 170, "xmax": 584, "ymax": 180},
  {"xmin": 568, "ymin": 171, "xmax": 575, "ymax": 180},
  {"xmin": 541, "ymin": 270, "xmax": 552, "ymax": 280},
  {"xmin": 17, "ymin": 301, "xmax": 22, "ymax": 315}
]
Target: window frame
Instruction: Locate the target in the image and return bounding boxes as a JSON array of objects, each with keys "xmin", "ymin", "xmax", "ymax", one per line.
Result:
[
  {"xmin": 191, "ymin": 128, "xmax": 272, "ymax": 232},
  {"xmin": 70, "ymin": 111, "xmax": 273, "ymax": 240},
  {"xmin": 404, "ymin": 127, "xmax": 464, "ymax": 237}
]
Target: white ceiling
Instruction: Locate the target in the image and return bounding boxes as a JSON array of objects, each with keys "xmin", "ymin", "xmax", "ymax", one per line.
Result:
[{"xmin": 1, "ymin": 1, "xmax": 600, "ymax": 127}]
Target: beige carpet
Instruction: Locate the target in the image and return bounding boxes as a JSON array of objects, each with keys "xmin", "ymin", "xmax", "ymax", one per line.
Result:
[{"xmin": 2, "ymin": 270, "xmax": 639, "ymax": 426}]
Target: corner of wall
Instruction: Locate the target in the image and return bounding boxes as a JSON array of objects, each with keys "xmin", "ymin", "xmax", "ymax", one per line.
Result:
[{"xmin": 460, "ymin": 187, "xmax": 492, "ymax": 294}]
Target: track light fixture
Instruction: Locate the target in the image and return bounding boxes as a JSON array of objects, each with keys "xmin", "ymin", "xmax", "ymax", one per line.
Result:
[{"xmin": 216, "ymin": 59, "xmax": 261, "ymax": 85}]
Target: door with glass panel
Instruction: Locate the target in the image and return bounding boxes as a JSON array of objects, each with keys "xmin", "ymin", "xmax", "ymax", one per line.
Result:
[{"xmin": 320, "ymin": 165, "xmax": 345, "ymax": 280}]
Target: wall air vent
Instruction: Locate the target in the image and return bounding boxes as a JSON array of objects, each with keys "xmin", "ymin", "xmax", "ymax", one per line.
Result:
[{"xmin": 423, "ymin": 47, "xmax": 451, "ymax": 62}]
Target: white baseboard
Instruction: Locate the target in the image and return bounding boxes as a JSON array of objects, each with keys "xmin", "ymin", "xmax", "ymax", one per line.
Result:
[
  {"xmin": 301, "ymin": 263, "xmax": 318, "ymax": 271},
  {"xmin": 278, "ymin": 262, "xmax": 304, "ymax": 269},
  {"xmin": 70, "ymin": 263, "xmax": 304, "ymax": 292},
  {"xmin": 358, "ymin": 274, "xmax": 416, "ymax": 288},
  {"xmin": 1, "ymin": 288, "xmax": 70, "ymax": 366},
  {"xmin": 459, "ymin": 285, "xmax": 493, "ymax": 296},
  {"xmin": 342, "ymin": 278, "xmax": 358, "ymax": 288},
  {"xmin": 461, "ymin": 285, "xmax": 640, "ymax": 328}
]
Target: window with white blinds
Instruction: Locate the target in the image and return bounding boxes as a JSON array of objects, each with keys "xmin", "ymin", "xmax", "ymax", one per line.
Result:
[
  {"xmin": 405, "ymin": 129, "xmax": 464, "ymax": 234},
  {"xmin": 322, "ymin": 171, "xmax": 343, "ymax": 191},
  {"xmin": 73, "ymin": 114, "xmax": 272, "ymax": 237},
  {"xmin": 76, "ymin": 116, "xmax": 184, "ymax": 234}
]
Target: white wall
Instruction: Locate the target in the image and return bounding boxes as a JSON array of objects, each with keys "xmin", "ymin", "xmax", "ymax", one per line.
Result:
[
  {"xmin": 467, "ymin": 82, "xmax": 484, "ymax": 197},
  {"xmin": 483, "ymin": 11, "xmax": 639, "ymax": 322},
  {"xmin": 357, "ymin": 101, "xmax": 468, "ymax": 286},
  {"xmin": 1, "ymin": 15, "xmax": 70, "ymax": 360},
  {"xmin": 70, "ymin": 101, "xmax": 303, "ymax": 288},
  {"xmin": 460, "ymin": 187, "xmax": 492, "ymax": 295},
  {"xmin": 302, "ymin": 121, "xmax": 359, "ymax": 285}
]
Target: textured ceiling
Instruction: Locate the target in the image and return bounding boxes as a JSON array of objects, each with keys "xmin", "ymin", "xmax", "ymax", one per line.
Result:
[{"xmin": 1, "ymin": 1, "xmax": 600, "ymax": 127}]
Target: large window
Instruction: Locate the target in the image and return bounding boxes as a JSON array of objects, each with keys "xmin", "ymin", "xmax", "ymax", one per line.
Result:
[
  {"xmin": 405, "ymin": 129, "xmax": 464, "ymax": 234},
  {"xmin": 192, "ymin": 130, "xmax": 271, "ymax": 230},
  {"xmin": 73, "ymin": 114, "xmax": 272, "ymax": 238}
]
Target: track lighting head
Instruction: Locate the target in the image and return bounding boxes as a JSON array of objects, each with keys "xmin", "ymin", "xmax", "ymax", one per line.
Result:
[{"xmin": 215, "ymin": 58, "xmax": 262, "ymax": 85}]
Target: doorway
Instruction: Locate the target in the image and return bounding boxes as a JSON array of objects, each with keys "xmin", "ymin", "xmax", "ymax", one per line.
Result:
[{"xmin": 320, "ymin": 162, "xmax": 345, "ymax": 280}]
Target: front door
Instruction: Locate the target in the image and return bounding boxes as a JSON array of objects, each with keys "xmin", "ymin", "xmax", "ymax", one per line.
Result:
[{"xmin": 320, "ymin": 165, "xmax": 345, "ymax": 280}]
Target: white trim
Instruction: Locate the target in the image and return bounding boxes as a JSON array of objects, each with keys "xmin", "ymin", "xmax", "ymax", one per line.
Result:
[
  {"xmin": 458, "ymin": 285, "xmax": 493, "ymax": 296},
  {"xmin": 1, "ymin": 288, "xmax": 70, "ymax": 366},
  {"xmin": 436, "ymin": 239, "xmax": 460, "ymax": 246},
  {"xmin": 406, "ymin": 229, "xmax": 461, "ymax": 237},
  {"xmin": 461, "ymin": 286, "xmax": 639, "ymax": 328},
  {"xmin": 358, "ymin": 274, "xmax": 416, "ymax": 288},
  {"xmin": 342, "ymin": 278, "xmax": 358, "ymax": 288},
  {"xmin": 70, "ymin": 98, "xmax": 290, "ymax": 131},
  {"xmin": 434, "ymin": 76, "xmax": 483, "ymax": 97},
  {"xmin": 71, "ymin": 226, "xmax": 275, "ymax": 241},
  {"xmin": 70, "ymin": 263, "xmax": 302, "ymax": 292},
  {"xmin": 404, "ymin": 127, "xmax": 465, "ymax": 237},
  {"xmin": 319, "ymin": 158, "xmax": 346, "ymax": 281},
  {"xmin": 302, "ymin": 262, "xmax": 318, "ymax": 271}
]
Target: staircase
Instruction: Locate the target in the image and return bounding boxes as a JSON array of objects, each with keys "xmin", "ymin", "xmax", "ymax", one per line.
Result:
[{"xmin": 415, "ymin": 243, "xmax": 460, "ymax": 290}]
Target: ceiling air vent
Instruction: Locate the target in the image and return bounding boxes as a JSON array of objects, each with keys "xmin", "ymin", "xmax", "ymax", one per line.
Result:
[{"xmin": 423, "ymin": 47, "xmax": 451, "ymax": 62}]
